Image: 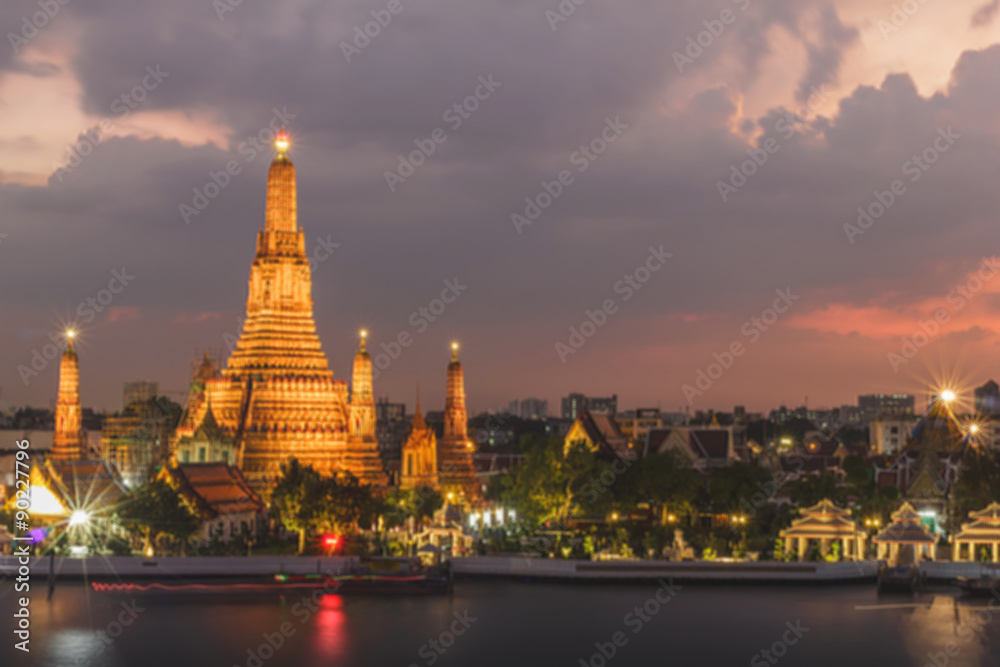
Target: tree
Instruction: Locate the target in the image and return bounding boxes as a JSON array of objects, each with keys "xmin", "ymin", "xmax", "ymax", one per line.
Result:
[
  {"xmin": 270, "ymin": 458, "xmax": 335, "ymax": 554},
  {"xmin": 383, "ymin": 486, "xmax": 443, "ymax": 528},
  {"xmin": 786, "ymin": 471, "xmax": 844, "ymax": 507},
  {"xmin": 614, "ymin": 449, "xmax": 702, "ymax": 520},
  {"xmin": 842, "ymin": 455, "xmax": 872, "ymax": 492},
  {"xmin": 503, "ymin": 436, "xmax": 598, "ymax": 526},
  {"xmin": 116, "ymin": 479, "xmax": 201, "ymax": 555}
]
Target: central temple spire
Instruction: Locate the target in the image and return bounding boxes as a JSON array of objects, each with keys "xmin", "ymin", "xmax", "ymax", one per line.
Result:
[{"xmin": 265, "ymin": 129, "xmax": 296, "ymax": 233}]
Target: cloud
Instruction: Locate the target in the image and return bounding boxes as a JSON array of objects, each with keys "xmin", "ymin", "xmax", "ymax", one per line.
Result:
[{"xmin": 971, "ymin": 0, "xmax": 1000, "ymax": 27}]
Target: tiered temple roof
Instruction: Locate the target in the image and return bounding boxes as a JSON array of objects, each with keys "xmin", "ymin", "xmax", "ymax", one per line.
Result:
[
  {"xmin": 780, "ymin": 499, "xmax": 865, "ymax": 540},
  {"xmin": 873, "ymin": 502, "xmax": 936, "ymax": 545},
  {"xmin": 951, "ymin": 502, "xmax": 1000, "ymax": 544}
]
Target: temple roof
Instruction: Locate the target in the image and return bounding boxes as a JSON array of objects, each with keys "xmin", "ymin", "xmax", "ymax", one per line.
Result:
[
  {"xmin": 952, "ymin": 502, "xmax": 1000, "ymax": 542},
  {"xmin": 36, "ymin": 458, "xmax": 128, "ymax": 516},
  {"xmin": 780, "ymin": 498, "xmax": 864, "ymax": 539},
  {"xmin": 163, "ymin": 463, "xmax": 265, "ymax": 519},
  {"xmin": 873, "ymin": 502, "xmax": 936, "ymax": 544}
]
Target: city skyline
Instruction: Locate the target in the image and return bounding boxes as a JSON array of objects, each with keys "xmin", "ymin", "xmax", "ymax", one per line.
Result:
[{"xmin": 4, "ymin": 1, "xmax": 1000, "ymax": 414}]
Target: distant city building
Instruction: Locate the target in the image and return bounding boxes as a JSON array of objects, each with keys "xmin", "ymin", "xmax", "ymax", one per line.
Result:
[
  {"xmin": 858, "ymin": 394, "xmax": 915, "ymax": 420},
  {"xmin": 733, "ymin": 405, "xmax": 746, "ymax": 421},
  {"xmin": 974, "ymin": 380, "xmax": 1000, "ymax": 415},
  {"xmin": 376, "ymin": 397, "xmax": 407, "ymax": 423},
  {"xmin": 616, "ymin": 408, "xmax": 666, "ymax": 444},
  {"xmin": 123, "ymin": 381, "xmax": 158, "ymax": 409},
  {"xmin": 375, "ymin": 397, "xmax": 409, "ymax": 457},
  {"xmin": 101, "ymin": 396, "xmax": 178, "ymax": 487},
  {"xmin": 869, "ymin": 417, "xmax": 916, "ymax": 455},
  {"xmin": 561, "ymin": 392, "xmax": 617, "ymax": 419},
  {"xmin": 508, "ymin": 398, "xmax": 548, "ymax": 420}
]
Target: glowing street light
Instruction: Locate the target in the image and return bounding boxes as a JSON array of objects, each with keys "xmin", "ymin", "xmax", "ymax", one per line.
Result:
[{"xmin": 69, "ymin": 510, "xmax": 89, "ymax": 527}]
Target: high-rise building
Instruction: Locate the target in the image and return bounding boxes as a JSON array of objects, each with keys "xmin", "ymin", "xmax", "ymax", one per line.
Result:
[
  {"xmin": 171, "ymin": 133, "xmax": 385, "ymax": 488},
  {"xmin": 869, "ymin": 417, "xmax": 915, "ymax": 455},
  {"xmin": 51, "ymin": 331, "xmax": 87, "ymax": 461},
  {"xmin": 561, "ymin": 392, "xmax": 617, "ymax": 419},
  {"xmin": 508, "ymin": 398, "xmax": 548, "ymax": 420},
  {"xmin": 858, "ymin": 394, "xmax": 915, "ymax": 420},
  {"xmin": 123, "ymin": 381, "xmax": 158, "ymax": 409},
  {"xmin": 974, "ymin": 380, "xmax": 1000, "ymax": 415},
  {"xmin": 438, "ymin": 343, "xmax": 479, "ymax": 501}
]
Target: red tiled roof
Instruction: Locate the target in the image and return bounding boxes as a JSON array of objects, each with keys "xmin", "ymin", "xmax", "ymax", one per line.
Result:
[
  {"xmin": 689, "ymin": 430, "xmax": 728, "ymax": 459},
  {"xmin": 165, "ymin": 463, "xmax": 264, "ymax": 519}
]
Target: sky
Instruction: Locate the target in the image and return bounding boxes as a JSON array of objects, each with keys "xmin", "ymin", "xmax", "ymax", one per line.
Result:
[{"xmin": 2, "ymin": 0, "xmax": 1000, "ymax": 416}]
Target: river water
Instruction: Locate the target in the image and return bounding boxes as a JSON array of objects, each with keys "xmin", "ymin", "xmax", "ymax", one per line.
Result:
[{"xmin": 2, "ymin": 580, "xmax": 999, "ymax": 666}]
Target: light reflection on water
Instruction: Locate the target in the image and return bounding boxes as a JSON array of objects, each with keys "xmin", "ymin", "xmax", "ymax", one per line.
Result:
[
  {"xmin": 3, "ymin": 582, "xmax": 1000, "ymax": 666},
  {"xmin": 899, "ymin": 596, "xmax": 994, "ymax": 666}
]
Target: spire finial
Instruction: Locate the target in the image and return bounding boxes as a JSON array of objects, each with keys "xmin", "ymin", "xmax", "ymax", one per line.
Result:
[
  {"xmin": 275, "ymin": 128, "xmax": 290, "ymax": 155},
  {"xmin": 359, "ymin": 329, "xmax": 367, "ymax": 350},
  {"xmin": 451, "ymin": 341, "xmax": 459, "ymax": 360}
]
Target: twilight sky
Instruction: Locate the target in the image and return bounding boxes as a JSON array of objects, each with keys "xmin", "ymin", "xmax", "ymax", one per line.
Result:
[{"xmin": 2, "ymin": 0, "xmax": 1000, "ymax": 415}]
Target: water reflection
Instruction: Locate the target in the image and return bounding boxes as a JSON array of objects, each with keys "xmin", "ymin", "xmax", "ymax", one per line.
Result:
[
  {"xmin": 40, "ymin": 629, "xmax": 110, "ymax": 667},
  {"xmin": 311, "ymin": 595, "xmax": 347, "ymax": 660},
  {"xmin": 897, "ymin": 596, "xmax": 992, "ymax": 666}
]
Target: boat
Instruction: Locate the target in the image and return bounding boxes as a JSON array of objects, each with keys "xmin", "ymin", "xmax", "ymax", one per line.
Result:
[
  {"xmin": 877, "ymin": 565, "xmax": 921, "ymax": 594},
  {"xmin": 90, "ymin": 560, "xmax": 453, "ymax": 597},
  {"xmin": 954, "ymin": 574, "xmax": 1000, "ymax": 598}
]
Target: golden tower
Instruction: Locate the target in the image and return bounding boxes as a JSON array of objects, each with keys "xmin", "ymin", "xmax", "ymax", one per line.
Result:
[
  {"xmin": 345, "ymin": 331, "xmax": 389, "ymax": 485},
  {"xmin": 180, "ymin": 131, "xmax": 385, "ymax": 487},
  {"xmin": 438, "ymin": 343, "xmax": 479, "ymax": 501},
  {"xmin": 51, "ymin": 331, "xmax": 86, "ymax": 461},
  {"xmin": 400, "ymin": 389, "xmax": 438, "ymax": 490}
]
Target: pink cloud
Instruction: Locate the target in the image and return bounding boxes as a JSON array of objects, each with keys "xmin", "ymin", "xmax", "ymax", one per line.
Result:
[{"xmin": 107, "ymin": 306, "xmax": 140, "ymax": 322}]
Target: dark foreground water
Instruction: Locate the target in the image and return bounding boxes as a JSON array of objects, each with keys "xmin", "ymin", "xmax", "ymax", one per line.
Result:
[{"xmin": 2, "ymin": 580, "xmax": 1000, "ymax": 666}]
